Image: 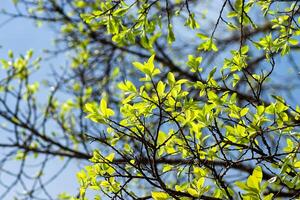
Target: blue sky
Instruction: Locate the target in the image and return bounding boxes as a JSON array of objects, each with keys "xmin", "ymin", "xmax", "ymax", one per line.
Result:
[{"xmin": 0, "ymin": 2, "xmax": 53, "ymax": 56}]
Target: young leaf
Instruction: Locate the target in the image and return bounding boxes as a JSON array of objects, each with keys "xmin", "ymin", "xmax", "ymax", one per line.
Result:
[{"xmin": 151, "ymin": 191, "xmax": 170, "ymax": 200}]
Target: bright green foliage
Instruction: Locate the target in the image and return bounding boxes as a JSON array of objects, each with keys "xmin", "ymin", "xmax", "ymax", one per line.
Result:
[
  {"xmin": 80, "ymin": 52, "xmax": 300, "ymax": 199},
  {"xmin": 76, "ymin": 0, "xmax": 300, "ymax": 199},
  {"xmin": 3, "ymin": 0, "xmax": 300, "ymax": 199}
]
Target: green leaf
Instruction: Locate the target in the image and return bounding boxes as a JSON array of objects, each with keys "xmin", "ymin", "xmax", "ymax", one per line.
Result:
[
  {"xmin": 294, "ymin": 161, "xmax": 300, "ymax": 168},
  {"xmin": 157, "ymin": 81, "xmax": 165, "ymax": 96},
  {"xmin": 100, "ymin": 99, "xmax": 107, "ymax": 113},
  {"xmin": 75, "ymin": 1, "xmax": 86, "ymax": 8},
  {"xmin": 113, "ymin": 7, "xmax": 129, "ymax": 16},
  {"xmin": 263, "ymin": 193, "xmax": 274, "ymax": 200},
  {"xmin": 132, "ymin": 61, "xmax": 145, "ymax": 72},
  {"xmin": 240, "ymin": 107, "xmax": 249, "ymax": 117},
  {"xmin": 167, "ymin": 72, "xmax": 175, "ymax": 86},
  {"xmin": 232, "ymin": 73, "xmax": 240, "ymax": 87},
  {"xmin": 288, "ymin": 38, "xmax": 298, "ymax": 45},
  {"xmin": 187, "ymin": 188, "xmax": 198, "ymax": 197},
  {"xmin": 147, "ymin": 54, "xmax": 155, "ymax": 72},
  {"xmin": 241, "ymin": 45, "xmax": 249, "ymax": 54},
  {"xmin": 196, "ymin": 33, "xmax": 208, "ymax": 40},
  {"xmin": 208, "ymin": 67, "xmax": 217, "ymax": 81},
  {"xmin": 246, "ymin": 166, "xmax": 262, "ymax": 191},
  {"xmin": 196, "ymin": 177, "xmax": 205, "ymax": 190},
  {"xmin": 133, "ymin": 55, "xmax": 159, "ymax": 76},
  {"xmin": 151, "ymin": 191, "xmax": 170, "ymax": 200},
  {"xmin": 185, "ymin": 13, "xmax": 200, "ymax": 29},
  {"xmin": 167, "ymin": 24, "xmax": 175, "ymax": 44},
  {"xmin": 105, "ymin": 153, "xmax": 115, "ymax": 162},
  {"xmin": 235, "ymin": 181, "xmax": 248, "ymax": 190}
]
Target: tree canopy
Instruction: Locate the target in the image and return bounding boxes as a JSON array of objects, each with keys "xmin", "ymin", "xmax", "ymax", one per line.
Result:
[{"xmin": 1, "ymin": 0, "xmax": 300, "ymax": 199}]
